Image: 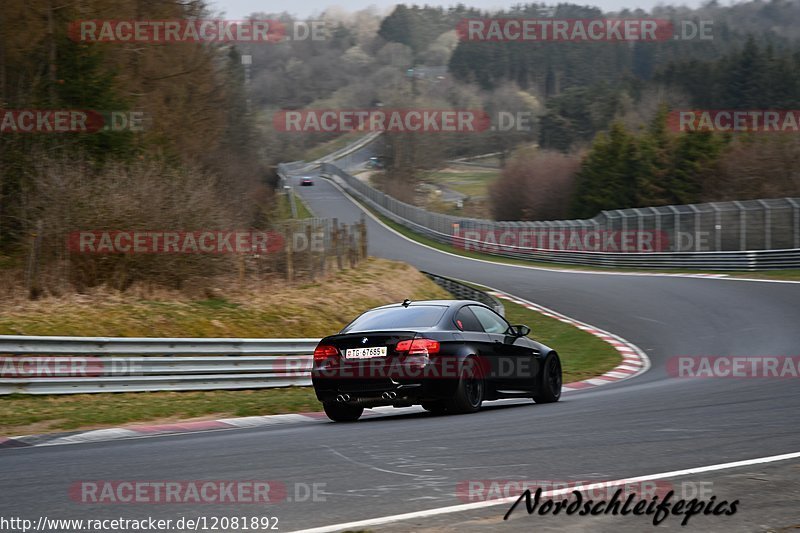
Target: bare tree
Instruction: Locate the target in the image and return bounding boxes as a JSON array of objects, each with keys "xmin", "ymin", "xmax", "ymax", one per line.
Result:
[{"xmin": 490, "ymin": 149, "xmax": 581, "ymax": 221}]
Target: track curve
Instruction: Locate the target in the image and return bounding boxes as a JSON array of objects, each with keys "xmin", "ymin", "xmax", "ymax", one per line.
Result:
[{"xmin": 0, "ymin": 170, "xmax": 798, "ymax": 532}]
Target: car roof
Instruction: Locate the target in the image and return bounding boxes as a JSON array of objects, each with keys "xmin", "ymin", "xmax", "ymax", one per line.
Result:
[{"xmin": 371, "ymin": 299, "xmax": 487, "ymax": 310}]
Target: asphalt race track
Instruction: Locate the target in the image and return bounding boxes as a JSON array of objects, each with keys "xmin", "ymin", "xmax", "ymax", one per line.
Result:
[{"xmin": 1, "ymin": 168, "xmax": 799, "ymax": 532}]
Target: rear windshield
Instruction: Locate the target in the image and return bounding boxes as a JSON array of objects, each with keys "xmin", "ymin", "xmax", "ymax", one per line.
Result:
[{"xmin": 342, "ymin": 306, "xmax": 447, "ymax": 332}]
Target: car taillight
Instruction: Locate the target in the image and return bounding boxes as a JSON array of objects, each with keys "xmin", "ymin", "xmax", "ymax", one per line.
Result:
[
  {"xmin": 314, "ymin": 344, "xmax": 339, "ymax": 361},
  {"xmin": 396, "ymin": 338, "xmax": 440, "ymax": 355}
]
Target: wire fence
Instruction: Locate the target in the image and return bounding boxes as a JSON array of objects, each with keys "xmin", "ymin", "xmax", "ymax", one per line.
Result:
[
  {"xmin": 17, "ymin": 217, "xmax": 368, "ymax": 298},
  {"xmin": 256, "ymin": 218, "xmax": 369, "ymax": 282},
  {"xmin": 322, "ymin": 162, "xmax": 800, "ymax": 270}
]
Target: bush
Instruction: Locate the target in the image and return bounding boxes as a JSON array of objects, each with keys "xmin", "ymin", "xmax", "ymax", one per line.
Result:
[
  {"xmin": 489, "ymin": 150, "xmax": 580, "ymax": 221},
  {"xmin": 18, "ymin": 158, "xmax": 246, "ymax": 293}
]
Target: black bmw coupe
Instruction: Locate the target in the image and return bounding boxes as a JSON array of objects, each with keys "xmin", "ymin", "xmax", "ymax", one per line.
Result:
[{"xmin": 312, "ymin": 299, "xmax": 562, "ymax": 422}]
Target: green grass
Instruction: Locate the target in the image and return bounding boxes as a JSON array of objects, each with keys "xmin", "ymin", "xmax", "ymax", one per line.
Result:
[
  {"xmin": 0, "ymin": 388, "xmax": 321, "ymax": 434},
  {"xmin": 0, "ymin": 258, "xmax": 449, "ymax": 338},
  {"xmin": 729, "ymin": 269, "xmax": 800, "ymax": 281},
  {"xmin": 424, "ymin": 169, "xmax": 500, "ymax": 199},
  {"xmin": 274, "ymin": 190, "xmax": 314, "ymax": 220},
  {"xmin": 0, "ymin": 259, "xmax": 452, "ymax": 434},
  {"xmin": 0, "ymin": 291, "xmax": 621, "ymax": 434},
  {"xmin": 0, "ymin": 255, "xmax": 627, "ymax": 434},
  {"xmin": 294, "ymin": 192, "xmax": 314, "ymax": 218},
  {"xmin": 0, "ymin": 292, "xmax": 620, "ymax": 433},
  {"xmin": 193, "ymin": 297, "xmax": 241, "ymax": 310},
  {"xmin": 302, "ymin": 132, "xmax": 362, "ymax": 161}
]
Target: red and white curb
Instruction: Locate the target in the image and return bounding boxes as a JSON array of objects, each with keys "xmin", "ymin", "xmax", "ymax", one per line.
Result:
[
  {"xmin": 485, "ymin": 289, "xmax": 650, "ymax": 392},
  {"xmin": 0, "ymin": 409, "xmax": 404, "ymax": 449},
  {"xmin": 1, "ymin": 291, "xmax": 649, "ymax": 450}
]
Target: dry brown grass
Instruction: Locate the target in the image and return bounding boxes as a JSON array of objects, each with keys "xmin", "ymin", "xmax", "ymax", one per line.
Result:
[{"xmin": 0, "ymin": 258, "xmax": 451, "ymax": 337}]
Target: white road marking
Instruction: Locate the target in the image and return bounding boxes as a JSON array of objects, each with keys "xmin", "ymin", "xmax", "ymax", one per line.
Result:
[
  {"xmin": 42, "ymin": 428, "xmax": 141, "ymax": 446},
  {"xmin": 290, "ymin": 450, "xmax": 800, "ymax": 533},
  {"xmin": 217, "ymin": 414, "xmax": 311, "ymax": 427}
]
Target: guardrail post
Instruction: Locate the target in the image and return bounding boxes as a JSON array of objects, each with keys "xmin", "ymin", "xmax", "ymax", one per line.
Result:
[
  {"xmin": 711, "ymin": 203, "xmax": 722, "ymax": 251},
  {"xmin": 734, "ymin": 201, "xmax": 746, "ymax": 250},
  {"xmin": 689, "ymin": 205, "xmax": 701, "ymax": 252},
  {"xmin": 758, "ymin": 200, "xmax": 771, "ymax": 250},
  {"xmin": 789, "ymin": 198, "xmax": 800, "ymax": 249},
  {"xmin": 668, "ymin": 206, "xmax": 680, "ymax": 252}
]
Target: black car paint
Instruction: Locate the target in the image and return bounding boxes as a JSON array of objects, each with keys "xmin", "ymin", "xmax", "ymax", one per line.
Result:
[{"xmin": 311, "ymin": 300, "xmax": 555, "ymax": 408}]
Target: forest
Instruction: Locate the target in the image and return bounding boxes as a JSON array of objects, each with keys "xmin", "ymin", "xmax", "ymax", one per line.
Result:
[{"xmin": 2, "ymin": 0, "xmax": 799, "ymax": 294}]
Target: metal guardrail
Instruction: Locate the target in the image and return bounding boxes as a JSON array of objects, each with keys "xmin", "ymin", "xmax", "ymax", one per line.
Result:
[
  {"xmin": 422, "ymin": 272, "xmax": 505, "ymax": 317},
  {"xmin": 323, "ymin": 163, "xmax": 800, "ymax": 270},
  {"xmin": 0, "ymin": 337, "xmax": 318, "ymax": 394},
  {"xmin": 316, "ymin": 131, "xmax": 382, "ymax": 165},
  {"xmin": 281, "ymin": 132, "xmax": 383, "ymax": 176},
  {"xmin": 0, "ymin": 336, "xmax": 319, "ymax": 355},
  {"xmin": 277, "ymin": 132, "xmax": 384, "ymax": 218},
  {"xmin": 0, "ymin": 271, "xmax": 504, "ymax": 394}
]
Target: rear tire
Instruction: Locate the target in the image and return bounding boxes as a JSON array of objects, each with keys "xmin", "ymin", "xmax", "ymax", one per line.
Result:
[
  {"xmin": 322, "ymin": 402, "xmax": 363, "ymax": 422},
  {"xmin": 533, "ymin": 353, "xmax": 562, "ymax": 404},
  {"xmin": 445, "ymin": 359, "xmax": 484, "ymax": 414}
]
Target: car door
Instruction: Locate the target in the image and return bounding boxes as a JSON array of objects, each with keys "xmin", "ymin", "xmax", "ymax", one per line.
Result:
[
  {"xmin": 469, "ymin": 305, "xmax": 537, "ymax": 392},
  {"xmin": 452, "ymin": 305, "xmax": 498, "ymax": 387}
]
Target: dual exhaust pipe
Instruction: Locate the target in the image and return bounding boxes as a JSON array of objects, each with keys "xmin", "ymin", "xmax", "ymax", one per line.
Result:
[{"xmin": 335, "ymin": 391, "xmax": 397, "ymax": 403}]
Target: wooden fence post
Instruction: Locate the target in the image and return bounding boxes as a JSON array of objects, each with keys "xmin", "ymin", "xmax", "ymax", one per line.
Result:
[
  {"xmin": 319, "ymin": 220, "xmax": 327, "ymax": 276},
  {"xmin": 285, "ymin": 222, "xmax": 294, "ymax": 282},
  {"xmin": 359, "ymin": 217, "xmax": 368, "ymax": 260},
  {"xmin": 349, "ymin": 225, "xmax": 356, "ymax": 268},
  {"xmin": 26, "ymin": 220, "xmax": 44, "ymax": 300},
  {"xmin": 306, "ymin": 223, "xmax": 315, "ymax": 280},
  {"xmin": 336, "ymin": 223, "xmax": 344, "ymax": 270}
]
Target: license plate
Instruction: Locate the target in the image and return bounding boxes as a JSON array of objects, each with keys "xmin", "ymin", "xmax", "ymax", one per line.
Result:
[{"xmin": 345, "ymin": 346, "xmax": 387, "ymax": 359}]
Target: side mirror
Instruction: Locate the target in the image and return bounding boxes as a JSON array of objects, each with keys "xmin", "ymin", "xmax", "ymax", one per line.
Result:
[{"xmin": 510, "ymin": 325, "xmax": 531, "ymax": 337}]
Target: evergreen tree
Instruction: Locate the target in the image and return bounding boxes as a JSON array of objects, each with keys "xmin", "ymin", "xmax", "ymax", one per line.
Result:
[
  {"xmin": 636, "ymin": 106, "xmax": 673, "ymax": 206},
  {"xmin": 669, "ymin": 131, "xmax": 724, "ymax": 204},
  {"xmin": 571, "ymin": 122, "xmax": 639, "ymax": 218}
]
